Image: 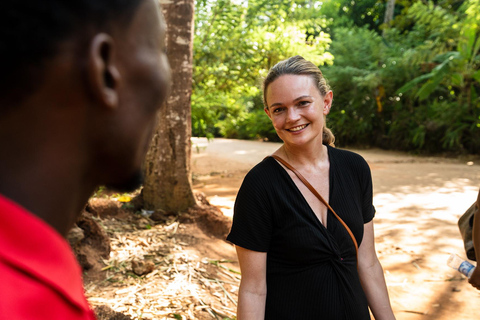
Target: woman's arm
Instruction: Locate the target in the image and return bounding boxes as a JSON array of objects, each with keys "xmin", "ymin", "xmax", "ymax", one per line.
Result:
[
  {"xmin": 468, "ymin": 189, "xmax": 480, "ymax": 289},
  {"xmin": 358, "ymin": 220, "xmax": 396, "ymax": 320},
  {"xmin": 235, "ymin": 245, "xmax": 267, "ymax": 320}
]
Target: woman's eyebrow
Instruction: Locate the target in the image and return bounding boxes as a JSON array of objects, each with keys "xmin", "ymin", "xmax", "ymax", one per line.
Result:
[
  {"xmin": 293, "ymin": 95, "xmax": 313, "ymax": 102},
  {"xmin": 268, "ymin": 95, "xmax": 313, "ymax": 109}
]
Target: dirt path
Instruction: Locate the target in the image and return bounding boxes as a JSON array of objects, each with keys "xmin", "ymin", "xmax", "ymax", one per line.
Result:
[{"xmin": 192, "ymin": 137, "xmax": 480, "ymax": 320}]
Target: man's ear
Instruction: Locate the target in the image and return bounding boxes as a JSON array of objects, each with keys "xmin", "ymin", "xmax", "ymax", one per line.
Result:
[{"xmin": 87, "ymin": 34, "xmax": 121, "ymax": 109}]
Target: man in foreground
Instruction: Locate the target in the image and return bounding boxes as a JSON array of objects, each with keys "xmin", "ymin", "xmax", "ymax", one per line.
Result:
[{"xmin": 0, "ymin": 0, "xmax": 171, "ymax": 318}]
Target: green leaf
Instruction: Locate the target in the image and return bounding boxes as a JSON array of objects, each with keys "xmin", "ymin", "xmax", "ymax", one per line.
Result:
[
  {"xmin": 450, "ymin": 73, "xmax": 464, "ymax": 87},
  {"xmin": 433, "ymin": 51, "xmax": 459, "ymax": 64},
  {"xmin": 473, "ymin": 70, "xmax": 480, "ymax": 83},
  {"xmin": 432, "ymin": 52, "xmax": 456, "ymax": 74},
  {"xmin": 472, "ymin": 35, "xmax": 480, "ymax": 63},
  {"xmin": 396, "ymin": 73, "xmax": 434, "ymax": 94},
  {"xmin": 460, "ymin": 25, "xmax": 476, "ymax": 58},
  {"xmin": 417, "ymin": 76, "xmax": 443, "ymax": 101}
]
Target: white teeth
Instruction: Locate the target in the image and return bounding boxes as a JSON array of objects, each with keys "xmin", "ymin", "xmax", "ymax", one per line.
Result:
[{"xmin": 289, "ymin": 124, "xmax": 307, "ymax": 132}]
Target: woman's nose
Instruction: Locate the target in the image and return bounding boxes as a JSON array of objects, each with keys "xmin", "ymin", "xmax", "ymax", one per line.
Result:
[{"xmin": 286, "ymin": 107, "xmax": 301, "ymax": 122}]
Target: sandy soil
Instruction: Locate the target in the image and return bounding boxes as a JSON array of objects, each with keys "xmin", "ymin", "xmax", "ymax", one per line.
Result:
[{"xmin": 191, "ymin": 137, "xmax": 480, "ymax": 320}]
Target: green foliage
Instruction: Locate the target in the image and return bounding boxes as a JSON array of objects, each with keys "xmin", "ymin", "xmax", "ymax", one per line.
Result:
[
  {"xmin": 192, "ymin": 0, "xmax": 480, "ymax": 154},
  {"xmin": 192, "ymin": 0, "xmax": 333, "ymax": 140},
  {"xmin": 217, "ymin": 108, "xmax": 279, "ymax": 141},
  {"xmin": 322, "ymin": 27, "xmax": 383, "ymax": 146},
  {"xmin": 321, "ymin": 0, "xmax": 386, "ymax": 33},
  {"xmin": 392, "ymin": 0, "xmax": 480, "ymax": 152},
  {"xmin": 324, "ymin": 0, "xmax": 480, "ymax": 153}
]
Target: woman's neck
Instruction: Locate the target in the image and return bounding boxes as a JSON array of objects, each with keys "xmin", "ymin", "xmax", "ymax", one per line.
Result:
[{"xmin": 276, "ymin": 142, "xmax": 328, "ymax": 169}]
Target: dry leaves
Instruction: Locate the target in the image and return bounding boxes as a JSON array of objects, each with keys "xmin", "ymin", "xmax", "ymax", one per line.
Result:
[{"xmin": 85, "ymin": 216, "xmax": 239, "ymax": 320}]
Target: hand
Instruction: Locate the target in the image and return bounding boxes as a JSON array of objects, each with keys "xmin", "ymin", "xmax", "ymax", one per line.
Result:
[{"xmin": 468, "ymin": 267, "xmax": 480, "ymax": 290}]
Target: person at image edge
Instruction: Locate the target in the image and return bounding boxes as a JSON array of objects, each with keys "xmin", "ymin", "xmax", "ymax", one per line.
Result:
[{"xmin": 0, "ymin": 0, "xmax": 171, "ymax": 318}]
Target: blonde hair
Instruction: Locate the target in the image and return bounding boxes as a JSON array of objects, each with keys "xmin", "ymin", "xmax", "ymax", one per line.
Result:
[{"xmin": 263, "ymin": 55, "xmax": 335, "ymax": 146}]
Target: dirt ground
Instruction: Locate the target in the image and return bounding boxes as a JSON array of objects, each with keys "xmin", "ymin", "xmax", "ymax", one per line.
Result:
[
  {"xmin": 85, "ymin": 137, "xmax": 480, "ymax": 319},
  {"xmin": 190, "ymin": 137, "xmax": 480, "ymax": 320}
]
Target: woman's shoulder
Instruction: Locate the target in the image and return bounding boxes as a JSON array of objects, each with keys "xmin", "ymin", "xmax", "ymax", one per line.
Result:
[
  {"xmin": 328, "ymin": 145, "xmax": 368, "ymax": 165},
  {"xmin": 241, "ymin": 156, "xmax": 281, "ymax": 186},
  {"xmin": 247, "ymin": 156, "xmax": 278, "ymax": 173},
  {"xmin": 328, "ymin": 146, "xmax": 372, "ymax": 178}
]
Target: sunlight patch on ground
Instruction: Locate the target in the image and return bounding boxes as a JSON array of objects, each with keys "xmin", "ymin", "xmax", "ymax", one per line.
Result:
[
  {"xmin": 374, "ymin": 185, "xmax": 479, "ymax": 222},
  {"xmin": 208, "ymin": 195, "xmax": 234, "ymax": 217},
  {"xmin": 372, "ymin": 182, "xmax": 480, "ymax": 318},
  {"xmin": 234, "ymin": 149, "xmax": 263, "ymax": 155},
  {"xmin": 373, "ymin": 186, "xmax": 478, "ymax": 258}
]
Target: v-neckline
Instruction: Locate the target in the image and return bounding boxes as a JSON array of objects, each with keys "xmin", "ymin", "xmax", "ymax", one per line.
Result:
[{"xmin": 270, "ymin": 146, "xmax": 333, "ymax": 230}]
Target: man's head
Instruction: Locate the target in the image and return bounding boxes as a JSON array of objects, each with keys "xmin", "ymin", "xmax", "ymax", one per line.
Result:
[
  {"xmin": 1, "ymin": 1, "xmax": 138, "ymax": 106},
  {"xmin": 85, "ymin": 0, "xmax": 172, "ymax": 192},
  {"xmin": 1, "ymin": 0, "xmax": 171, "ymax": 193}
]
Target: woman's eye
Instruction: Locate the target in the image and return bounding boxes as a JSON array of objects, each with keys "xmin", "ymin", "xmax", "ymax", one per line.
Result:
[
  {"xmin": 298, "ymin": 101, "xmax": 310, "ymax": 106},
  {"xmin": 273, "ymin": 107, "xmax": 284, "ymax": 113}
]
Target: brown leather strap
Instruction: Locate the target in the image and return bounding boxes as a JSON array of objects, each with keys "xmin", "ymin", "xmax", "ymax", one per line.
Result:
[{"xmin": 270, "ymin": 155, "xmax": 359, "ymax": 261}]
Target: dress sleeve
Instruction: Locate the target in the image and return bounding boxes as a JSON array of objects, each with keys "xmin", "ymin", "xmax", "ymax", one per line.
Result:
[
  {"xmin": 360, "ymin": 159, "xmax": 376, "ymax": 224},
  {"xmin": 226, "ymin": 169, "xmax": 273, "ymax": 252},
  {"xmin": 362, "ymin": 162, "xmax": 376, "ymax": 223}
]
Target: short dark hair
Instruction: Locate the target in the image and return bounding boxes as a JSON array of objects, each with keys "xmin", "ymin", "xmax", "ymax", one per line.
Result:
[{"xmin": 1, "ymin": 0, "xmax": 144, "ymax": 108}]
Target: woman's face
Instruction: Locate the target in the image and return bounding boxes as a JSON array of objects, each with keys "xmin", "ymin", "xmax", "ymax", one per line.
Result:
[{"xmin": 264, "ymin": 74, "xmax": 332, "ymax": 147}]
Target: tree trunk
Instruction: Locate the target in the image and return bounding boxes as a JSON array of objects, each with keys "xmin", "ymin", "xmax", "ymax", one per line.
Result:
[
  {"xmin": 383, "ymin": 0, "xmax": 396, "ymax": 36},
  {"xmin": 143, "ymin": 0, "xmax": 196, "ymax": 212}
]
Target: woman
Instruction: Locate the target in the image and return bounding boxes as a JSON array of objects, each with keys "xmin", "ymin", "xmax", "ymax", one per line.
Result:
[{"xmin": 227, "ymin": 55, "xmax": 395, "ymax": 319}]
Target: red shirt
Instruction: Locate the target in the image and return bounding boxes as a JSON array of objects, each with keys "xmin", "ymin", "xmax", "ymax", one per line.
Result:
[{"xmin": 0, "ymin": 194, "xmax": 96, "ymax": 319}]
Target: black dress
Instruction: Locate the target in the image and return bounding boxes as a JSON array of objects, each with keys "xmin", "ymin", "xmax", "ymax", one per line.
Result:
[{"xmin": 227, "ymin": 146, "xmax": 375, "ymax": 320}]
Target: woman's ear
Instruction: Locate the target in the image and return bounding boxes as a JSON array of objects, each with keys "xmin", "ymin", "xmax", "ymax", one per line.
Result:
[
  {"xmin": 87, "ymin": 33, "xmax": 121, "ymax": 109},
  {"xmin": 264, "ymin": 107, "xmax": 272, "ymax": 119},
  {"xmin": 323, "ymin": 90, "xmax": 333, "ymax": 115}
]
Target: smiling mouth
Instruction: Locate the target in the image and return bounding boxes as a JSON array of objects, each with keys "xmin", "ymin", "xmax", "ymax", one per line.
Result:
[{"xmin": 287, "ymin": 124, "xmax": 309, "ymax": 132}]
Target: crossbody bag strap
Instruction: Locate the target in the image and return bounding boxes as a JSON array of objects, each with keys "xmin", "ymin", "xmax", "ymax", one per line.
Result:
[{"xmin": 270, "ymin": 155, "xmax": 359, "ymax": 261}]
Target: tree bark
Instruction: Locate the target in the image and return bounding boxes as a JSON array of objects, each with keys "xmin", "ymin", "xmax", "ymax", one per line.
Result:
[
  {"xmin": 143, "ymin": 0, "xmax": 196, "ymax": 212},
  {"xmin": 383, "ymin": 0, "xmax": 396, "ymax": 36}
]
